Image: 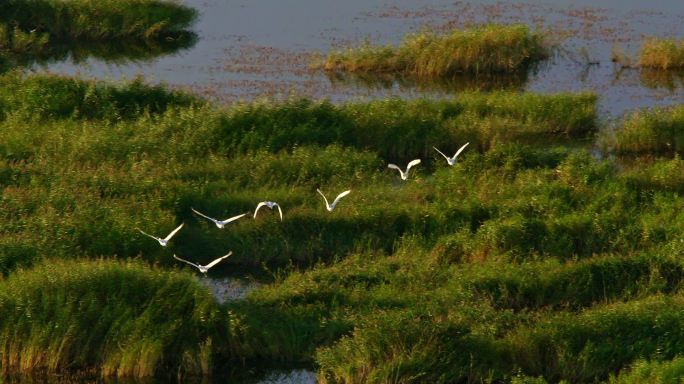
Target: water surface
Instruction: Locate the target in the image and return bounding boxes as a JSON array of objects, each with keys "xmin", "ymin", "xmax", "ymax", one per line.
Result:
[{"xmin": 29, "ymin": 0, "xmax": 684, "ymax": 118}]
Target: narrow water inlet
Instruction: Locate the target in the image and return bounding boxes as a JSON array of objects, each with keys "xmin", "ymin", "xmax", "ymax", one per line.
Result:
[{"xmin": 199, "ymin": 276, "xmax": 261, "ymax": 303}]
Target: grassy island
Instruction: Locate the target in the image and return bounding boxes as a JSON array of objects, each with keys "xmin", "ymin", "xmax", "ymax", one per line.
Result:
[
  {"xmin": 319, "ymin": 24, "xmax": 549, "ymax": 78},
  {"xmin": 639, "ymin": 38, "xmax": 684, "ymax": 70}
]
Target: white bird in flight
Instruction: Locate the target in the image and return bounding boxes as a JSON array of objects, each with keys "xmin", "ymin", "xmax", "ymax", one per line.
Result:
[
  {"xmin": 191, "ymin": 208, "xmax": 247, "ymax": 229},
  {"xmin": 317, "ymin": 189, "xmax": 351, "ymax": 211},
  {"xmin": 173, "ymin": 252, "xmax": 232, "ymax": 275},
  {"xmin": 136, "ymin": 223, "xmax": 184, "ymax": 247},
  {"xmin": 433, "ymin": 142, "xmax": 470, "ymax": 166},
  {"xmin": 254, "ymin": 201, "xmax": 283, "ymax": 221},
  {"xmin": 388, "ymin": 159, "xmax": 421, "ymax": 180}
]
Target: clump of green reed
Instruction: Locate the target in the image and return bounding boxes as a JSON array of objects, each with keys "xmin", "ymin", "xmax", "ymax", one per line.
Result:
[
  {"xmin": 0, "ymin": 0, "xmax": 197, "ymax": 41},
  {"xmin": 466, "ymin": 254, "xmax": 684, "ymax": 311},
  {"xmin": 0, "ymin": 72, "xmax": 201, "ymax": 121},
  {"xmin": 0, "ymin": 258, "xmax": 225, "ymax": 377},
  {"xmin": 0, "ymin": 23, "xmax": 50, "ymax": 54},
  {"xmin": 216, "ymin": 92, "xmax": 596, "ymax": 162},
  {"xmin": 314, "ymin": 287, "xmax": 684, "ymax": 382},
  {"xmin": 320, "ymin": 24, "xmax": 549, "ymax": 77},
  {"xmin": 611, "ymin": 105, "xmax": 684, "ymax": 155},
  {"xmin": 621, "ymin": 155, "xmax": 684, "ymax": 193},
  {"xmin": 609, "ymin": 357, "xmax": 684, "ymax": 384},
  {"xmin": 316, "ymin": 309, "xmax": 506, "ymax": 384},
  {"xmin": 639, "ymin": 37, "xmax": 684, "ymax": 70},
  {"xmin": 506, "ymin": 294, "xmax": 684, "ymax": 382}
]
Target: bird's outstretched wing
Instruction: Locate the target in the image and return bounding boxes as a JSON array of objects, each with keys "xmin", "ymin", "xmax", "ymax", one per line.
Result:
[
  {"xmin": 205, "ymin": 251, "xmax": 233, "ymax": 270},
  {"xmin": 317, "ymin": 189, "xmax": 330, "ymax": 207},
  {"xmin": 192, "ymin": 208, "xmax": 218, "ymax": 223},
  {"xmin": 452, "ymin": 142, "xmax": 470, "ymax": 160},
  {"xmin": 164, "ymin": 223, "xmax": 184, "ymax": 241},
  {"xmin": 406, "ymin": 159, "xmax": 421, "ymax": 171},
  {"xmin": 254, "ymin": 202, "xmax": 268, "ymax": 218},
  {"xmin": 275, "ymin": 203, "xmax": 283, "ymax": 221},
  {"xmin": 433, "ymin": 147, "xmax": 450, "ymax": 161},
  {"xmin": 136, "ymin": 228, "xmax": 159, "ymax": 241},
  {"xmin": 220, "ymin": 213, "xmax": 247, "ymax": 225},
  {"xmin": 332, "ymin": 190, "xmax": 351, "ymax": 207},
  {"xmin": 173, "ymin": 254, "xmax": 199, "ymax": 269},
  {"xmin": 387, "ymin": 163, "xmax": 401, "ymax": 172}
]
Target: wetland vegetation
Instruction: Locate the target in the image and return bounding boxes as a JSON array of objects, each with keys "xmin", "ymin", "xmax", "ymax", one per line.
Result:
[
  {"xmin": 3, "ymin": 0, "xmax": 684, "ymax": 383},
  {"xmin": 318, "ymin": 24, "xmax": 549, "ymax": 78},
  {"xmin": 639, "ymin": 38, "xmax": 684, "ymax": 70},
  {"xmin": 2, "ymin": 70, "xmax": 684, "ymax": 382},
  {"xmin": 0, "ymin": 0, "xmax": 197, "ymax": 73}
]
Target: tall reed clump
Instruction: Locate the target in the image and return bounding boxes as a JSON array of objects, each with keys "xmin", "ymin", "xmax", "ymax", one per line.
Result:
[
  {"xmin": 609, "ymin": 357, "xmax": 684, "ymax": 384},
  {"xmin": 0, "ymin": 259, "xmax": 226, "ymax": 377},
  {"xmin": 216, "ymin": 92, "xmax": 597, "ymax": 162},
  {"xmin": 0, "ymin": 0, "xmax": 197, "ymax": 42},
  {"xmin": 638, "ymin": 37, "xmax": 684, "ymax": 70},
  {"xmin": 0, "ymin": 72, "xmax": 201, "ymax": 121},
  {"xmin": 320, "ymin": 24, "xmax": 549, "ymax": 77},
  {"xmin": 611, "ymin": 105, "xmax": 684, "ymax": 155}
]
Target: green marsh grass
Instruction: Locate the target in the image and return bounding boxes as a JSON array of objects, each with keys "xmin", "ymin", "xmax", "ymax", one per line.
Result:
[
  {"xmin": 639, "ymin": 37, "xmax": 684, "ymax": 70},
  {"xmin": 0, "ymin": 258, "xmax": 225, "ymax": 377},
  {"xmin": 0, "ymin": 0, "xmax": 197, "ymax": 42},
  {"xmin": 320, "ymin": 24, "xmax": 549, "ymax": 78},
  {"xmin": 610, "ymin": 357, "xmax": 684, "ymax": 383},
  {"xmin": 0, "ymin": 0, "xmax": 197, "ymax": 73},
  {"xmin": 0, "ymin": 72, "xmax": 201, "ymax": 121},
  {"xmin": 7, "ymin": 73, "xmax": 684, "ymax": 380},
  {"xmin": 611, "ymin": 105, "xmax": 684, "ymax": 155},
  {"xmin": 0, "ymin": 75, "xmax": 599, "ymax": 273}
]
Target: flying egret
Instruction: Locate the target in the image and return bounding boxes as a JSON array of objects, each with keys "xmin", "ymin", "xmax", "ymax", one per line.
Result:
[
  {"xmin": 191, "ymin": 208, "xmax": 247, "ymax": 229},
  {"xmin": 254, "ymin": 201, "xmax": 283, "ymax": 221},
  {"xmin": 173, "ymin": 252, "xmax": 232, "ymax": 275},
  {"xmin": 136, "ymin": 223, "xmax": 184, "ymax": 247},
  {"xmin": 433, "ymin": 142, "xmax": 470, "ymax": 166},
  {"xmin": 388, "ymin": 159, "xmax": 421, "ymax": 180},
  {"xmin": 317, "ymin": 189, "xmax": 351, "ymax": 211}
]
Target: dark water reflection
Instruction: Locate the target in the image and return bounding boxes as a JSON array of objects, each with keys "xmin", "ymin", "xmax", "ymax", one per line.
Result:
[
  {"xmin": 0, "ymin": 33, "xmax": 197, "ymax": 74},
  {"xmin": 639, "ymin": 69, "xmax": 684, "ymax": 91},
  {"xmin": 2, "ymin": 369, "xmax": 316, "ymax": 384},
  {"xmin": 325, "ymin": 68, "xmax": 532, "ymax": 93}
]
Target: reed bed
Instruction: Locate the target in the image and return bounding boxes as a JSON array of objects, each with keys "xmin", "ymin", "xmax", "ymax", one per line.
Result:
[
  {"xmin": 609, "ymin": 357, "xmax": 684, "ymax": 384},
  {"xmin": 639, "ymin": 37, "xmax": 684, "ymax": 70},
  {"xmin": 4, "ymin": 73, "xmax": 684, "ymax": 381},
  {"xmin": 0, "ymin": 259, "xmax": 225, "ymax": 377},
  {"xmin": 610, "ymin": 105, "xmax": 684, "ymax": 155},
  {"xmin": 0, "ymin": 0, "xmax": 197, "ymax": 72},
  {"xmin": 0, "ymin": 74, "xmax": 598, "ymax": 274},
  {"xmin": 320, "ymin": 24, "xmax": 549, "ymax": 78},
  {"xmin": 0, "ymin": 0, "xmax": 197, "ymax": 42}
]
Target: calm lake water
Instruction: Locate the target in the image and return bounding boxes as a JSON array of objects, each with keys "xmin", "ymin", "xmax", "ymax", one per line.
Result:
[{"xmin": 27, "ymin": 0, "xmax": 684, "ymax": 118}]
